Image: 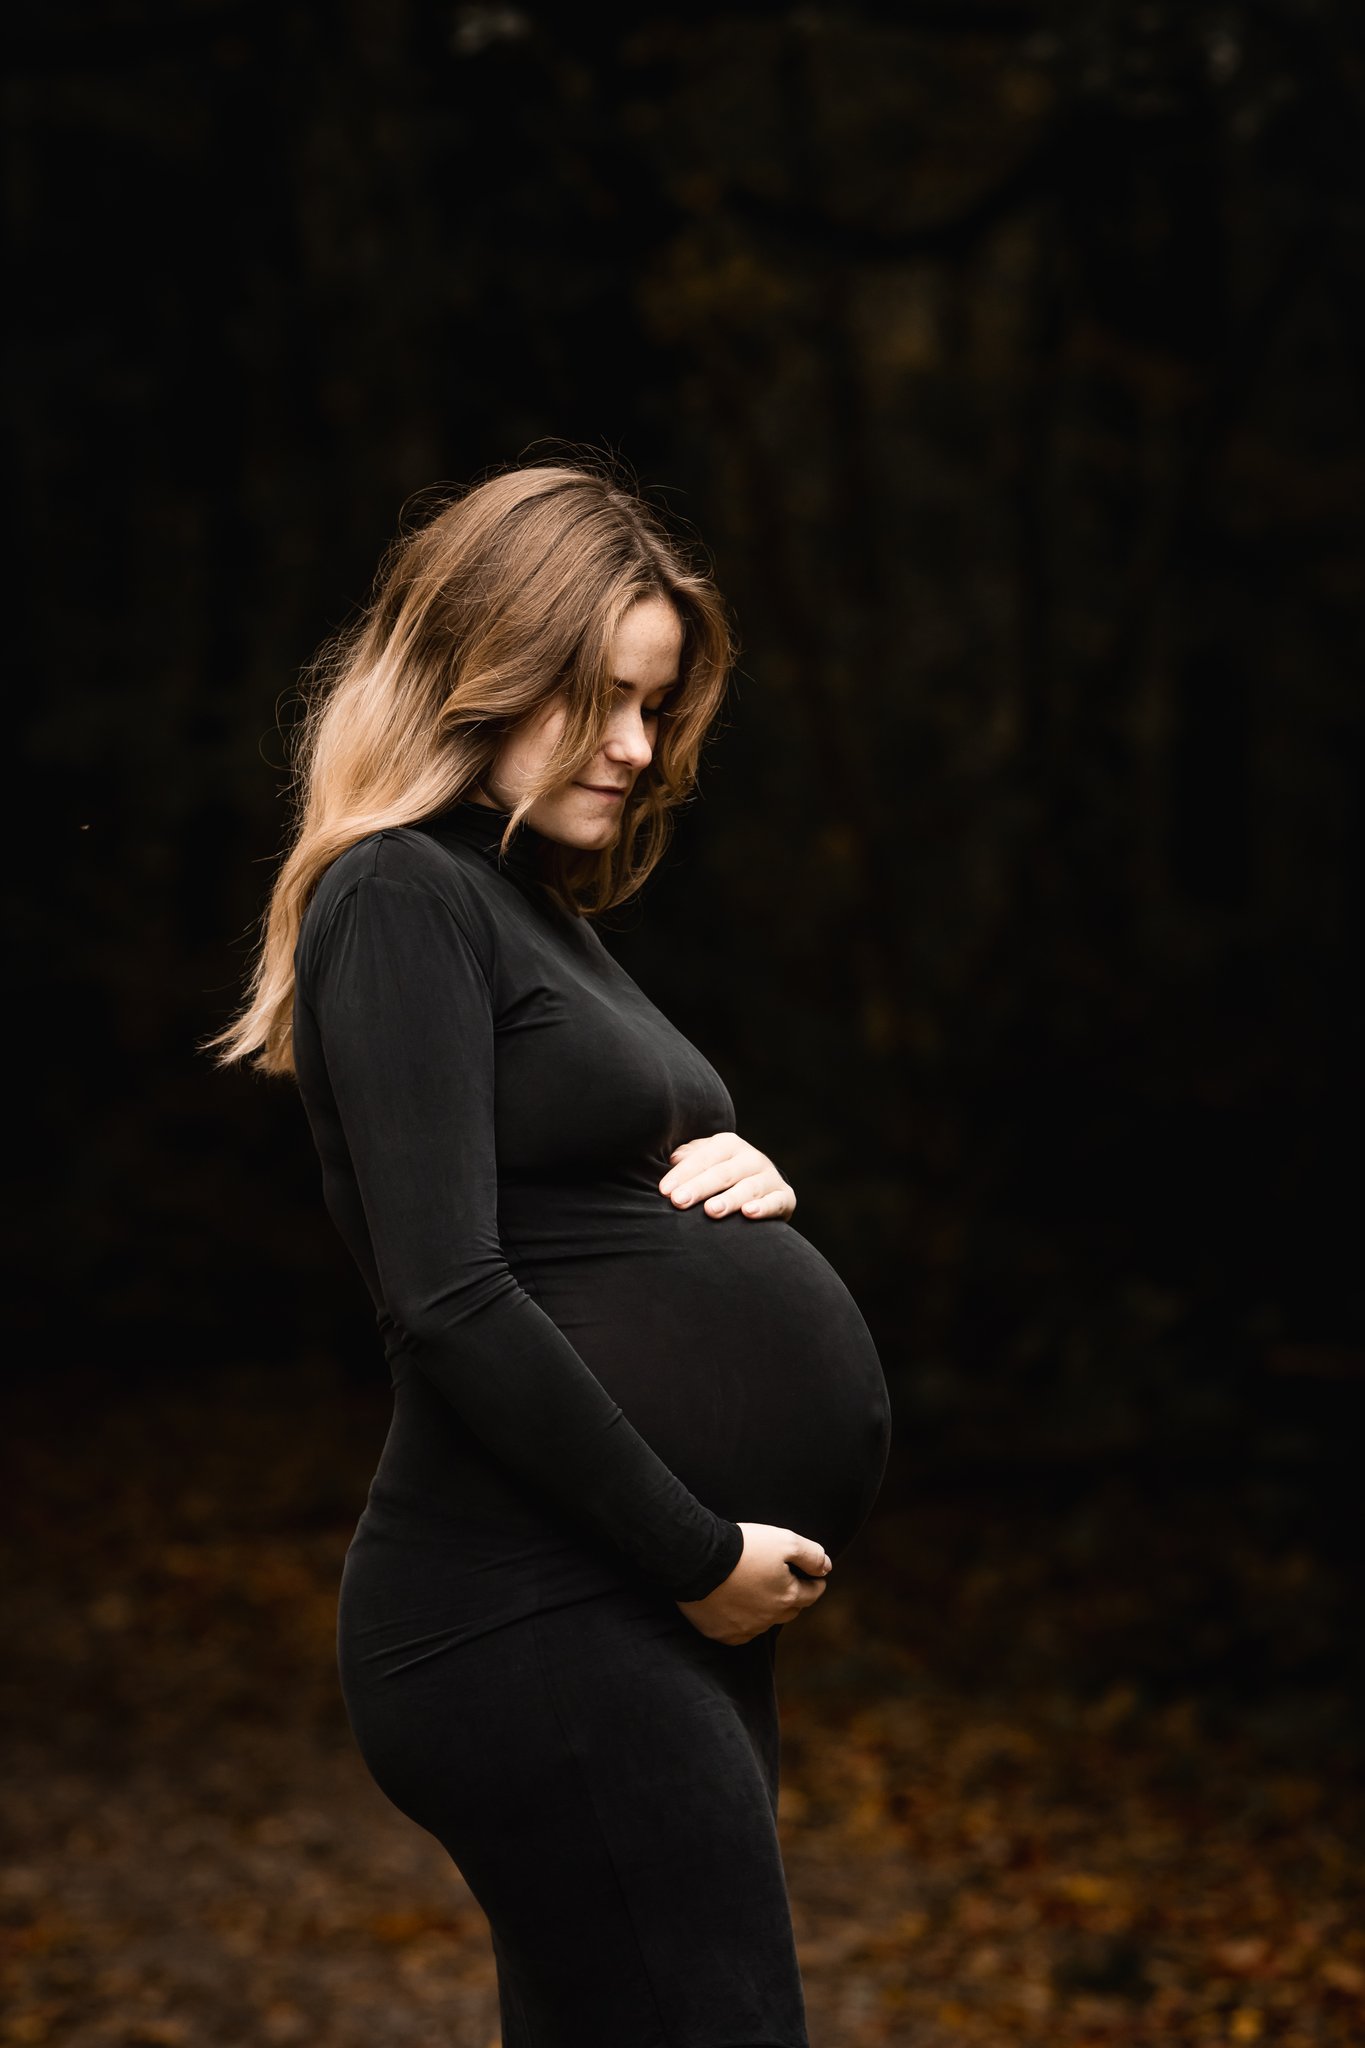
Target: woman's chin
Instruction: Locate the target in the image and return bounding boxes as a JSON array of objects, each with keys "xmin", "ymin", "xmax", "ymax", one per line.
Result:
[
  {"xmin": 574, "ymin": 820, "xmax": 621, "ymax": 851},
  {"xmin": 537, "ymin": 811, "xmax": 620, "ymax": 853}
]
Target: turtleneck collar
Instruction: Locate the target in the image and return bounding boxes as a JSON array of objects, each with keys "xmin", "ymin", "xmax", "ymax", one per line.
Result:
[{"xmin": 417, "ymin": 795, "xmax": 554, "ymax": 889}]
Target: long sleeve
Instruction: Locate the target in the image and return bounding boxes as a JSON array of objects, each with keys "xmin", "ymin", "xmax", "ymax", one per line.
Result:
[{"xmin": 304, "ymin": 871, "xmax": 744, "ymax": 1604}]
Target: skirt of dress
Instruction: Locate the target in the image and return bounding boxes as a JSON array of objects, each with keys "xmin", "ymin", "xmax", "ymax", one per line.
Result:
[{"xmin": 337, "ymin": 1533, "xmax": 810, "ymax": 2048}]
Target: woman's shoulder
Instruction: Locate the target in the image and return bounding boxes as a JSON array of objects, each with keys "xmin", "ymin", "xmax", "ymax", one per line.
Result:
[
  {"xmin": 301, "ymin": 826, "xmax": 498, "ymax": 956},
  {"xmin": 318, "ymin": 824, "xmax": 477, "ymax": 894}
]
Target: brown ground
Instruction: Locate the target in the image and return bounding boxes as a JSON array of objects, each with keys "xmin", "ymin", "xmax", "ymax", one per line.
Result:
[{"xmin": 3, "ymin": 1360, "xmax": 1361, "ymax": 2047}]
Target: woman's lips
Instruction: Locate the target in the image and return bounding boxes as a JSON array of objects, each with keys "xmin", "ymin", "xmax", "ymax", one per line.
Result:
[{"xmin": 576, "ymin": 784, "xmax": 626, "ymax": 800}]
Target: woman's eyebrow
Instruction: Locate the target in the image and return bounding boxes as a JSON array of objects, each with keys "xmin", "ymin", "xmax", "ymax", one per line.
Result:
[{"xmin": 613, "ymin": 676, "xmax": 680, "ymax": 695}]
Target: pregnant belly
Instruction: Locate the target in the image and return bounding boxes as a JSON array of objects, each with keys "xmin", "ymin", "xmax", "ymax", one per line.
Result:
[{"xmin": 503, "ymin": 1186, "xmax": 893, "ymax": 1562}]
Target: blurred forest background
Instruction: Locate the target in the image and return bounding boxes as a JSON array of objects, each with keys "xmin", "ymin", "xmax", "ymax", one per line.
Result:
[{"xmin": 5, "ymin": 3, "xmax": 1364, "ymax": 2044}]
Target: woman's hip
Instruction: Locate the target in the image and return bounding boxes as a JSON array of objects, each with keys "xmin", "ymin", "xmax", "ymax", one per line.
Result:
[
  {"xmin": 336, "ymin": 1563, "xmax": 784, "ymax": 1849},
  {"xmin": 339, "ymin": 1576, "xmax": 801, "ymax": 2040}
]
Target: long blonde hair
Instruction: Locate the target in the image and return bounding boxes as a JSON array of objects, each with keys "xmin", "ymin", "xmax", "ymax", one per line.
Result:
[{"xmin": 204, "ymin": 456, "xmax": 738, "ymax": 1079}]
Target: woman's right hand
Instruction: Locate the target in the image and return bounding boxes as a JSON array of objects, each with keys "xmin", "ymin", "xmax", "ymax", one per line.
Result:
[{"xmin": 675, "ymin": 1523, "xmax": 832, "ymax": 1644}]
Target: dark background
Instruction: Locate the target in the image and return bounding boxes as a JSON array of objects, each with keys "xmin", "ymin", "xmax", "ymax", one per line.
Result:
[{"xmin": 7, "ymin": 6, "xmax": 1365, "ymax": 2044}]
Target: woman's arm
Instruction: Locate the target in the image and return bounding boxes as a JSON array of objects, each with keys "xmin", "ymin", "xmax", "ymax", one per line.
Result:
[{"xmin": 305, "ymin": 868, "xmax": 743, "ymax": 1603}]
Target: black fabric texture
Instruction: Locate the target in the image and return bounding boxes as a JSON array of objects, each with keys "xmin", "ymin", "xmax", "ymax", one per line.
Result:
[
  {"xmin": 290, "ymin": 792, "xmax": 893, "ymax": 2041},
  {"xmin": 337, "ymin": 1571, "xmax": 809, "ymax": 2048}
]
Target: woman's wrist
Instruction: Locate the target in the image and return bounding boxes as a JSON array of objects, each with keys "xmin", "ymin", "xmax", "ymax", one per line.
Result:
[{"xmin": 669, "ymin": 1516, "xmax": 744, "ymax": 1603}]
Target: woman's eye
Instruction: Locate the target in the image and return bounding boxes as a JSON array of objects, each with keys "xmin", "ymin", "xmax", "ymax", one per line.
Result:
[{"xmin": 616, "ymin": 683, "xmax": 671, "ymax": 721}]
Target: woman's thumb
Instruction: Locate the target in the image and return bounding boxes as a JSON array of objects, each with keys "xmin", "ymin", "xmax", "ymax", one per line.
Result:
[{"xmin": 792, "ymin": 1535, "xmax": 832, "ymax": 1577}]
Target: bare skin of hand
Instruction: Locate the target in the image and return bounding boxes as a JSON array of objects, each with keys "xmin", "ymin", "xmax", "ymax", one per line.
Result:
[
  {"xmin": 675, "ymin": 1523, "xmax": 832, "ymax": 1646},
  {"xmin": 659, "ymin": 1132, "xmax": 797, "ymax": 1221}
]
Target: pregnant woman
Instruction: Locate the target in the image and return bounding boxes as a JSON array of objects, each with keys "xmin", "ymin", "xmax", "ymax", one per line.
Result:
[{"xmin": 210, "ymin": 458, "xmax": 891, "ymax": 2045}]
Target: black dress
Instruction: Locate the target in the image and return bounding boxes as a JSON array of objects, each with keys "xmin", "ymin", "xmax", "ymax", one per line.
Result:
[{"xmin": 291, "ymin": 796, "xmax": 892, "ymax": 2047}]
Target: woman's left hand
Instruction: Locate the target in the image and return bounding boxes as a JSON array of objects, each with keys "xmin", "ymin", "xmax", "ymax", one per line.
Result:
[{"xmin": 658, "ymin": 1133, "xmax": 797, "ymax": 1221}]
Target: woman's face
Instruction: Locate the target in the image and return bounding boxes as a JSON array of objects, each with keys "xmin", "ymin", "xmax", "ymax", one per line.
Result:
[{"xmin": 479, "ymin": 594, "xmax": 683, "ymax": 849}]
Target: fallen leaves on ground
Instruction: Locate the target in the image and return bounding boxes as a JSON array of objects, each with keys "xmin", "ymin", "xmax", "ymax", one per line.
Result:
[{"xmin": 2, "ymin": 1362, "xmax": 1361, "ymax": 2046}]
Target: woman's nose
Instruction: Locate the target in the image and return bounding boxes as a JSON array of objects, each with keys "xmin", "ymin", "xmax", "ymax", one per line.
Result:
[{"xmin": 606, "ymin": 712, "xmax": 655, "ymax": 770}]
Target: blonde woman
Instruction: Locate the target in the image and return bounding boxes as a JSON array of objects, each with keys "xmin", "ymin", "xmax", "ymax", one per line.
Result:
[{"xmin": 210, "ymin": 457, "xmax": 891, "ymax": 2046}]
